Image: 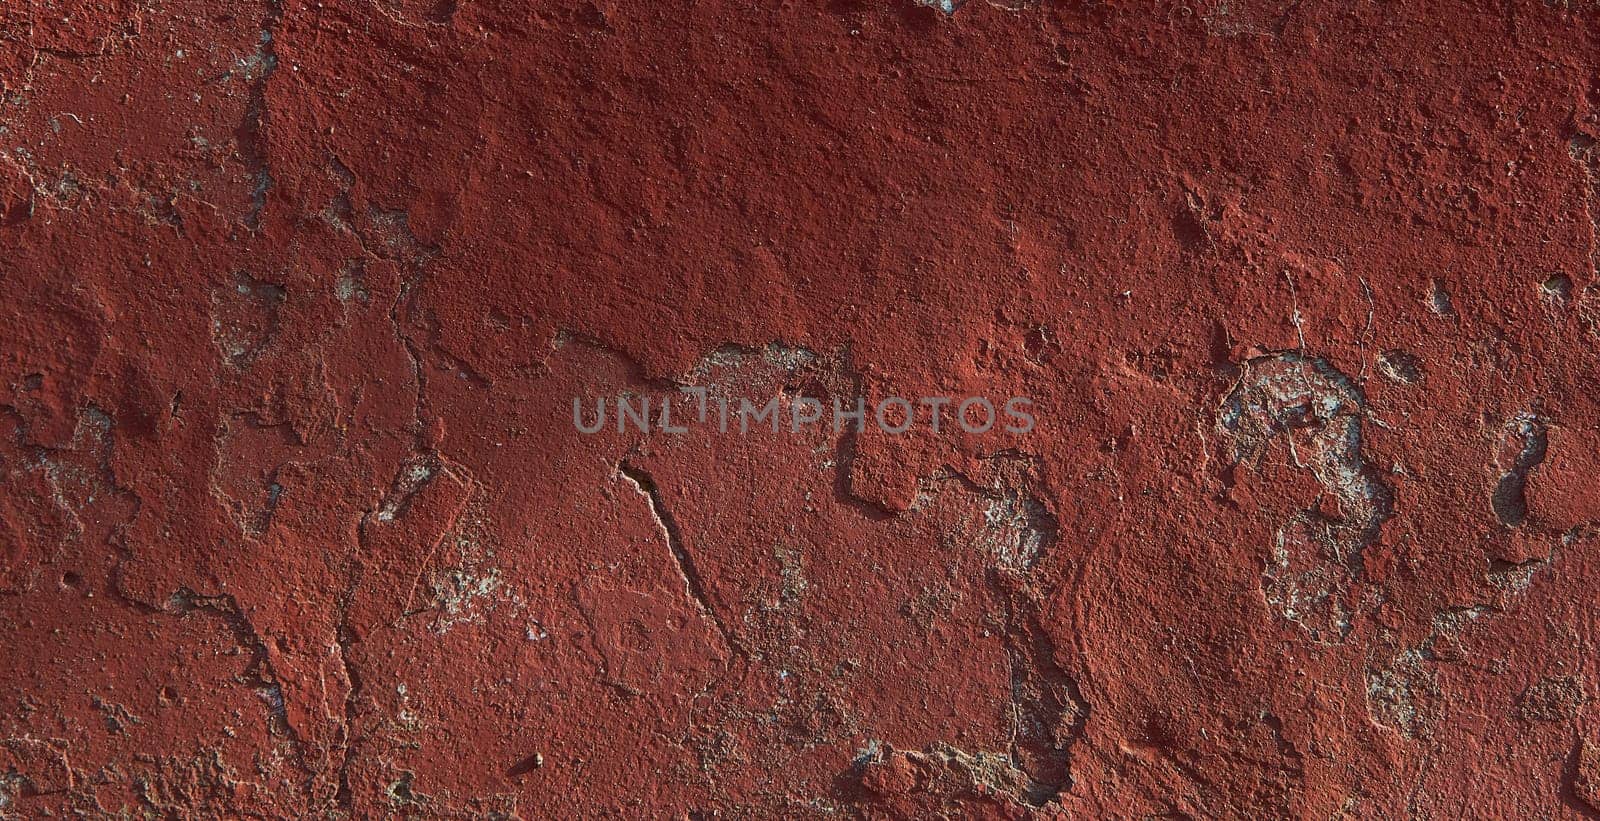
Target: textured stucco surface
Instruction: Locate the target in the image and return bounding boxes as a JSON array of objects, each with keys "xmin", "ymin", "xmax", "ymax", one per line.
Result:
[{"xmin": 5, "ymin": 1, "xmax": 1600, "ymax": 817}]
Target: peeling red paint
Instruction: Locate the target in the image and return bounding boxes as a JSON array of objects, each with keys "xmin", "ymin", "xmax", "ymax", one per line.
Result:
[{"xmin": 5, "ymin": 0, "xmax": 1600, "ymax": 817}]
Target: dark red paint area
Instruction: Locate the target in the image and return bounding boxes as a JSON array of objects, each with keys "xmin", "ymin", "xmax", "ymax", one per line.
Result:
[{"xmin": 5, "ymin": 0, "xmax": 1600, "ymax": 817}]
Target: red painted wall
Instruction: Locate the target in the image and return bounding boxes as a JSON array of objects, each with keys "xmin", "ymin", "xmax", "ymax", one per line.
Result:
[{"xmin": 4, "ymin": 1, "xmax": 1600, "ymax": 816}]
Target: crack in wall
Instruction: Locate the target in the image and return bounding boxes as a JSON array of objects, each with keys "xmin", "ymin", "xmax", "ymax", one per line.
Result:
[
  {"xmin": 350, "ymin": 208, "xmax": 442, "ymax": 460},
  {"xmin": 239, "ymin": 0, "xmax": 282, "ymax": 230},
  {"xmin": 913, "ymin": 460, "xmax": 1081, "ymax": 805},
  {"xmin": 996, "ymin": 596, "xmax": 1084, "ymax": 805},
  {"xmin": 617, "ymin": 460, "xmax": 737, "ymax": 655},
  {"xmin": 333, "ymin": 454, "xmax": 473, "ymax": 811},
  {"xmin": 821, "ymin": 345, "xmax": 898, "ymax": 522},
  {"xmin": 332, "ymin": 518, "xmax": 367, "ymax": 815},
  {"xmin": 164, "ymin": 588, "xmax": 313, "ymax": 790}
]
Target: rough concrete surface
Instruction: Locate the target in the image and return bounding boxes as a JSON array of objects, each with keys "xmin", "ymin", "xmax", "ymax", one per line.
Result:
[{"xmin": 4, "ymin": 0, "xmax": 1600, "ymax": 818}]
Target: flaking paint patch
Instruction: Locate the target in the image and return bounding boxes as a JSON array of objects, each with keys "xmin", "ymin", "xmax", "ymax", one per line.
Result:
[
  {"xmin": 1220, "ymin": 353, "xmax": 1393, "ymax": 642},
  {"xmin": 6, "ymin": 2, "xmax": 1600, "ymax": 817}
]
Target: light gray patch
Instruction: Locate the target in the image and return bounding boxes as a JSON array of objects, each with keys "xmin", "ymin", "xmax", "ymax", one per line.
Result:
[{"xmin": 1220, "ymin": 353, "xmax": 1393, "ymax": 643}]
